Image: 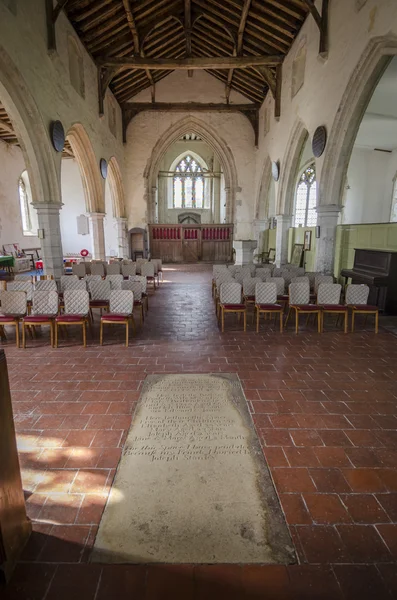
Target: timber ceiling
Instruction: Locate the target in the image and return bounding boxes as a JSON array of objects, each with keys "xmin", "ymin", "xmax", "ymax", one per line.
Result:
[{"xmin": 65, "ymin": 0, "xmax": 309, "ymax": 105}]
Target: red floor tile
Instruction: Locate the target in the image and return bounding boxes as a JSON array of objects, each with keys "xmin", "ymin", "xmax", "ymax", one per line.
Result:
[{"xmin": 1, "ymin": 265, "xmax": 397, "ymax": 598}]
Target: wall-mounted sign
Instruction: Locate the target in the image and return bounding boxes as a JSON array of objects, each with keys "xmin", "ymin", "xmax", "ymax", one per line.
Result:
[
  {"xmin": 312, "ymin": 126, "xmax": 327, "ymax": 158},
  {"xmin": 50, "ymin": 120, "xmax": 65, "ymax": 152}
]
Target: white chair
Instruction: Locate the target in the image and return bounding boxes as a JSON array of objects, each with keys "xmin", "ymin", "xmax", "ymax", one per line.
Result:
[
  {"xmin": 218, "ymin": 282, "xmax": 246, "ymax": 333},
  {"xmin": 122, "ymin": 279, "xmax": 144, "ymax": 326},
  {"xmin": 0, "ymin": 291, "xmax": 27, "ymax": 347},
  {"xmin": 285, "ymin": 281, "xmax": 321, "ymax": 334},
  {"xmin": 317, "ymin": 283, "xmax": 348, "ymax": 334},
  {"xmin": 346, "ymin": 284, "xmax": 379, "ymax": 333},
  {"xmin": 141, "ymin": 262, "xmax": 156, "ymax": 290},
  {"xmin": 121, "ymin": 262, "xmax": 137, "ymax": 278},
  {"xmin": 106, "ymin": 274, "xmax": 123, "ymax": 290},
  {"xmin": 106, "ymin": 262, "xmax": 121, "ymax": 275},
  {"xmin": 255, "ymin": 282, "xmax": 283, "ymax": 333},
  {"xmin": 22, "ymin": 290, "xmax": 59, "ymax": 348},
  {"xmin": 72, "ymin": 263, "xmax": 86, "ymax": 278}
]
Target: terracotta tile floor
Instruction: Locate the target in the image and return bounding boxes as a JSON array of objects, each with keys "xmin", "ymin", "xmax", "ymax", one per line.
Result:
[{"xmin": 1, "ymin": 264, "xmax": 397, "ymax": 599}]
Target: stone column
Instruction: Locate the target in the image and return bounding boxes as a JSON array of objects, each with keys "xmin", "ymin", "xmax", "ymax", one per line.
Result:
[
  {"xmin": 275, "ymin": 214, "xmax": 292, "ymax": 267},
  {"xmin": 33, "ymin": 203, "xmax": 64, "ymax": 279},
  {"xmin": 315, "ymin": 204, "xmax": 342, "ymax": 274},
  {"xmin": 252, "ymin": 219, "xmax": 268, "ymax": 260},
  {"xmin": 233, "ymin": 240, "xmax": 257, "ymax": 265},
  {"xmin": 88, "ymin": 212, "xmax": 106, "ymax": 260},
  {"xmin": 116, "ymin": 217, "xmax": 129, "ymax": 258}
]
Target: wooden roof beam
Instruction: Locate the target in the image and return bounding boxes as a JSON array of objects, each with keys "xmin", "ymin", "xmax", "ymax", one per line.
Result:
[
  {"xmin": 185, "ymin": 0, "xmax": 193, "ymax": 77},
  {"xmin": 0, "ymin": 119, "xmax": 14, "ymax": 135},
  {"xmin": 122, "ymin": 0, "xmax": 156, "ymax": 102},
  {"xmin": 97, "ymin": 55, "xmax": 283, "ymax": 70},
  {"xmin": 226, "ymin": 0, "xmax": 251, "ymax": 103},
  {"xmin": 303, "ymin": 0, "xmax": 329, "ymax": 57}
]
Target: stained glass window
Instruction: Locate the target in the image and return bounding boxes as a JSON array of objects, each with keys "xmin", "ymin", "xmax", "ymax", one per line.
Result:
[
  {"xmin": 294, "ymin": 164, "xmax": 317, "ymax": 227},
  {"xmin": 173, "ymin": 155, "xmax": 205, "ymax": 209}
]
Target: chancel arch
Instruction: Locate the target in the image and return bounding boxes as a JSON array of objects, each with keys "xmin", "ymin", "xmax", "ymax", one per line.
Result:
[{"xmin": 143, "ymin": 116, "xmax": 238, "ymax": 225}]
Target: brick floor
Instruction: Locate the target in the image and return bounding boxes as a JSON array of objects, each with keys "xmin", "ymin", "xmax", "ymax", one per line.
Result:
[{"xmin": 1, "ymin": 264, "xmax": 397, "ymax": 599}]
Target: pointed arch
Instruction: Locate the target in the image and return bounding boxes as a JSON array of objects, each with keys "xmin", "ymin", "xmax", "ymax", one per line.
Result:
[
  {"xmin": 107, "ymin": 156, "xmax": 125, "ymax": 218},
  {"xmin": 0, "ymin": 43, "xmax": 60, "ymax": 205},
  {"xmin": 65, "ymin": 123, "xmax": 104, "ymax": 213},
  {"xmin": 255, "ymin": 155, "xmax": 272, "ymax": 220},
  {"xmin": 143, "ymin": 115, "xmax": 238, "ymax": 223},
  {"xmin": 277, "ymin": 120, "xmax": 309, "ymax": 216},
  {"xmin": 320, "ymin": 35, "xmax": 397, "ymax": 208}
]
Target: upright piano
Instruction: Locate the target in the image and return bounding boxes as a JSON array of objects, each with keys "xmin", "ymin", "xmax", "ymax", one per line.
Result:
[{"xmin": 341, "ymin": 248, "xmax": 397, "ymax": 315}]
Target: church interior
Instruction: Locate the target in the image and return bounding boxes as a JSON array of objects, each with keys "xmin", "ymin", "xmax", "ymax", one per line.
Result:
[{"xmin": 0, "ymin": 0, "xmax": 397, "ymax": 598}]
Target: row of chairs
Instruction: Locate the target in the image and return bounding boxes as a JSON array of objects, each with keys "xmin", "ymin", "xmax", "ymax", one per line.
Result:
[
  {"xmin": 0, "ymin": 279, "xmax": 148, "ymax": 347},
  {"xmin": 70, "ymin": 258, "xmax": 162, "ymax": 280},
  {"xmin": 216, "ymin": 280, "xmax": 379, "ymax": 334}
]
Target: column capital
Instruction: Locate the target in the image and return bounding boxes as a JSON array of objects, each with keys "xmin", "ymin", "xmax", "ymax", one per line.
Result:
[
  {"xmin": 116, "ymin": 216, "xmax": 128, "ymax": 223},
  {"xmin": 87, "ymin": 212, "xmax": 106, "ymax": 220},
  {"xmin": 32, "ymin": 202, "xmax": 63, "ymax": 212},
  {"xmin": 316, "ymin": 204, "xmax": 342, "ymax": 216}
]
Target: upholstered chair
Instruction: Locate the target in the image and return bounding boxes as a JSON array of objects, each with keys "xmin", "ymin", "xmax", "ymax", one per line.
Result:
[
  {"xmin": 55, "ymin": 289, "xmax": 90, "ymax": 347},
  {"xmin": 106, "ymin": 274, "xmax": 124, "ymax": 290},
  {"xmin": 345, "ymin": 284, "xmax": 379, "ymax": 333},
  {"xmin": 106, "ymin": 262, "xmax": 121, "ymax": 275},
  {"xmin": 0, "ymin": 290, "xmax": 27, "ymax": 347},
  {"xmin": 122, "ymin": 262, "xmax": 137, "ymax": 278},
  {"xmin": 22, "ymin": 290, "xmax": 59, "ymax": 348},
  {"xmin": 219, "ymin": 281, "xmax": 246, "ymax": 333},
  {"xmin": 122, "ymin": 279, "xmax": 145, "ymax": 326},
  {"xmin": 100, "ymin": 290, "xmax": 135, "ymax": 347},
  {"xmin": 286, "ymin": 281, "xmax": 321, "ymax": 334},
  {"xmin": 255, "ymin": 282, "xmax": 284, "ymax": 333}
]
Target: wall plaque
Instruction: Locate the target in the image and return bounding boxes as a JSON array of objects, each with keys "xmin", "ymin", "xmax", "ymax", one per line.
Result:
[
  {"xmin": 271, "ymin": 160, "xmax": 280, "ymax": 181},
  {"xmin": 50, "ymin": 120, "xmax": 65, "ymax": 153},
  {"xmin": 312, "ymin": 126, "xmax": 327, "ymax": 158},
  {"xmin": 100, "ymin": 158, "xmax": 108, "ymax": 179}
]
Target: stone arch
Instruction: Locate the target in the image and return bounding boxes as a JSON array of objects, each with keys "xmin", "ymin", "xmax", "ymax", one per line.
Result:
[
  {"xmin": 143, "ymin": 115, "xmax": 238, "ymax": 223},
  {"xmin": 320, "ymin": 35, "xmax": 397, "ymax": 208},
  {"xmin": 255, "ymin": 155, "xmax": 272, "ymax": 220},
  {"xmin": 65, "ymin": 123, "xmax": 104, "ymax": 213},
  {"xmin": 277, "ymin": 119, "xmax": 309, "ymax": 216},
  {"xmin": 107, "ymin": 156, "xmax": 125, "ymax": 218},
  {"xmin": 0, "ymin": 43, "xmax": 60, "ymax": 205}
]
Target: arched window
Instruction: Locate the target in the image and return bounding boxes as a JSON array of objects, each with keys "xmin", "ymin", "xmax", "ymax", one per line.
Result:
[
  {"xmin": 18, "ymin": 171, "xmax": 38, "ymax": 236},
  {"xmin": 173, "ymin": 155, "xmax": 205, "ymax": 209},
  {"xmin": 294, "ymin": 164, "xmax": 317, "ymax": 227},
  {"xmin": 391, "ymin": 177, "xmax": 397, "ymax": 222}
]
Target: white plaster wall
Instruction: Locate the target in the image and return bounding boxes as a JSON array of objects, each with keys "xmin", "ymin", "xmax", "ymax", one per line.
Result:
[
  {"xmin": 255, "ymin": 0, "xmax": 397, "ymax": 214},
  {"xmin": 0, "ymin": 0, "xmax": 124, "ymax": 207},
  {"xmin": 124, "ymin": 72, "xmax": 257, "ymax": 240},
  {"xmin": 60, "ymin": 158, "xmax": 92, "ymax": 254},
  {"xmin": 104, "ymin": 178, "xmax": 119, "ymax": 257},
  {"xmin": 0, "ymin": 141, "xmax": 41, "ymax": 250},
  {"xmin": 343, "ymin": 147, "xmax": 397, "ymax": 223}
]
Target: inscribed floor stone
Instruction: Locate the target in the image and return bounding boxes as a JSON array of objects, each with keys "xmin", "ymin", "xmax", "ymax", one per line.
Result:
[{"xmin": 92, "ymin": 373, "xmax": 294, "ymax": 564}]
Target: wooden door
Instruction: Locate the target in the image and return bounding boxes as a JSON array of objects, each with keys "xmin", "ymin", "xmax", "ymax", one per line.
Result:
[{"xmin": 182, "ymin": 227, "xmax": 200, "ymax": 262}]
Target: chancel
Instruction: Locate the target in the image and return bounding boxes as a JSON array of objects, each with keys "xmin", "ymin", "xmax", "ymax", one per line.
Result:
[{"xmin": 0, "ymin": 1, "xmax": 397, "ymax": 597}]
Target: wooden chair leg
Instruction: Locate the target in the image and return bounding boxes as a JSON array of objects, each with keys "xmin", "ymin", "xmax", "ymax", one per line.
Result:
[
  {"xmin": 22, "ymin": 322, "xmax": 26, "ymax": 349},
  {"xmin": 126, "ymin": 321, "xmax": 129, "ymax": 347},
  {"xmin": 50, "ymin": 322, "xmax": 54, "ymax": 347},
  {"xmin": 279, "ymin": 311, "xmax": 283, "ymax": 333},
  {"xmin": 351, "ymin": 310, "xmax": 355, "ymax": 333},
  {"xmin": 295, "ymin": 310, "xmax": 299, "ymax": 334},
  {"xmin": 243, "ymin": 311, "xmax": 246, "ymax": 332},
  {"xmin": 100, "ymin": 321, "xmax": 103, "ymax": 345},
  {"xmin": 375, "ymin": 311, "xmax": 379, "ymax": 334},
  {"xmin": 256, "ymin": 307, "xmax": 260, "ymax": 333},
  {"xmin": 285, "ymin": 307, "xmax": 291, "ymax": 327},
  {"xmin": 15, "ymin": 322, "xmax": 20, "ymax": 348},
  {"xmin": 55, "ymin": 322, "xmax": 58, "ymax": 348},
  {"xmin": 344, "ymin": 312, "xmax": 348, "ymax": 334},
  {"xmin": 82, "ymin": 321, "xmax": 87, "ymax": 347},
  {"xmin": 221, "ymin": 308, "xmax": 225, "ymax": 333},
  {"xmin": 318, "ymin": 312, "xmax": 321, "ymax": 333}
]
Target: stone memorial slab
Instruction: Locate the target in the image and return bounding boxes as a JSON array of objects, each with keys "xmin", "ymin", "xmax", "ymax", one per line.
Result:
[{"xmin": 92, "ymin": 374, "xmax": 295, "ymax": 564}]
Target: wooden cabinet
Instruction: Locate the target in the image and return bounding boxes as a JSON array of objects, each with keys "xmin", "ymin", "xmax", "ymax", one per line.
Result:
[{"xmin": 0, "ymin": 350, "xmax": 31, "ymax": 583}]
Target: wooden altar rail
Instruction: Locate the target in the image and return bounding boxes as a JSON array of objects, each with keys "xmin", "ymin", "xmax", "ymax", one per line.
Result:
[{"xmin": 148, "ymin": 224, "xmax": 233, "ymax": 263}]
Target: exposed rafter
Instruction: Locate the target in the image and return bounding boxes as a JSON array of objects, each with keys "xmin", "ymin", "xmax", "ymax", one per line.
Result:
[
  {"xmin": 225, "ymin": 0, "xmax": 251, "ymax": 103},
  {"xmin": 185, "ymin": 0, "xmax": 193, "ymax": 77},
  {"xmin": 122, "ymin": 0, "xmax": 155, "ymax": 102},
  {"xmin": 98, "ymin": 55, "xmax": 284, "ymax": 70},
  {"xmin": 0, "ymin": 119, "xmax": 14, "ymax": 136},
  {"xmin": 303, "ymin": 0, "xmax": 329, "ymax": 57},
  {"xmin": 122, "ymin": 102, "xmax": 260, "ymax": 146}
]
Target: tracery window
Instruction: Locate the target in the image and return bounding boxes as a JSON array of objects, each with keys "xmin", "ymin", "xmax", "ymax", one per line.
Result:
[
  {"xmin": 173, "ymin": 155, "xmax": 205, "ymax": 209},
  {"xmin": 294, "ymin": 164, "xmax": 317, "ymax": 227},
  {"xmin": 19, "ymin": 177, "xmax": 32, "ymax": 234}
]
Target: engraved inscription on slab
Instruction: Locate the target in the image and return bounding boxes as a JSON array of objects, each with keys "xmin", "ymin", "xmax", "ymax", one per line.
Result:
[{"xmin": 92, "ymin": 374, "xmax": 294, "ymax": 564}]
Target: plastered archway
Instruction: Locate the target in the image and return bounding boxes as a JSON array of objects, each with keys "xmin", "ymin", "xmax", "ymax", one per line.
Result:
[
  {"xmin": 0, "ymin": 44, "xmax": 60, "ymax": 205},
  {"xmin": 108, "ymin": 156, "xmax": 126, "ymax": 218},
  {"xmin": 255, "ymin": 156, "xmax": 272, "ymax": 220},
  {"xmin": 143, "ymin": 116, "xmax": 238, "ymax": 224},
  {"xmin": 65, "ymin": 123, "xmax": 104, "ymax": 213},
  {"xmin": 320, "ymin": 35, "xmax": 397, "ymax": 208},
  {"xmin": 277, "ymin": 120, "xmax": 309, "ymax": 216}
]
